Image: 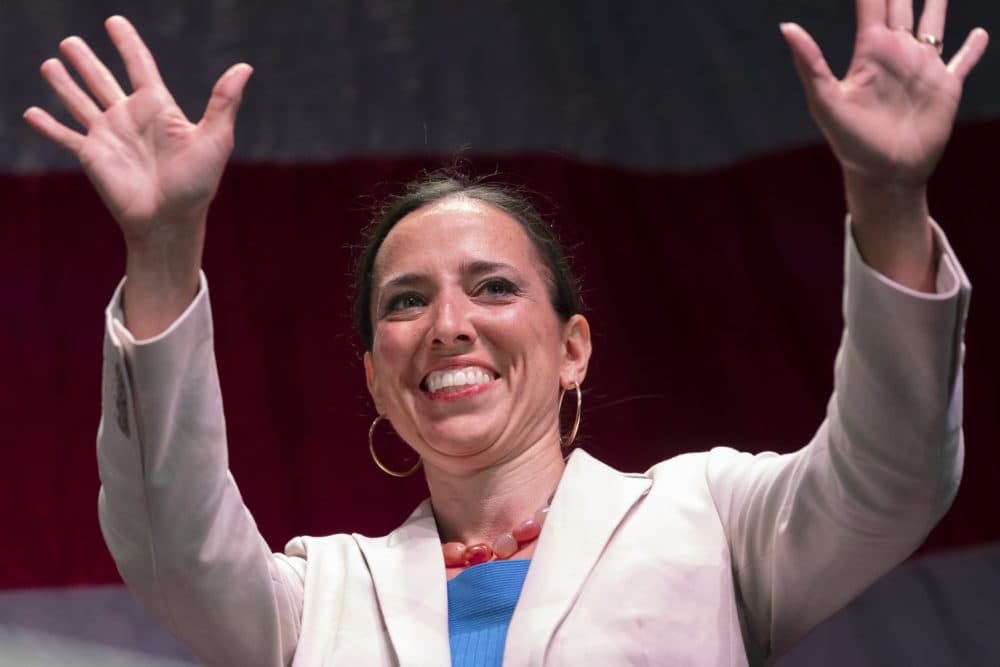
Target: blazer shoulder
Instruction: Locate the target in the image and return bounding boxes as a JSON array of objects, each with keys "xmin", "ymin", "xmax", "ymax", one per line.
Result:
[{"xmin": 644, "ymin": 448, "xmax": 716, "ymax": 479}]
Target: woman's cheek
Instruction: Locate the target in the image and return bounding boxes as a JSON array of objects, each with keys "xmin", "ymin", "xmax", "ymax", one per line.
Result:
[
  {"xmin": 373, "ymin": 323, "xmax": 415, "ymax": 364},
  {"xmin": 370, "ymin": 325, "xmax": 419, "ymax": 405}
]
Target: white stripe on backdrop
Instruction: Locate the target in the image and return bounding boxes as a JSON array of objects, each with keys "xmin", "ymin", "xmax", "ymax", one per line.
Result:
[{"xmin": 2, "ymin": 544, "xmax": 997, "ymax": 665}]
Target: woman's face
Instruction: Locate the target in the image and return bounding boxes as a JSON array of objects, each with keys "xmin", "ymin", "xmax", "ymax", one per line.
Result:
[{"xmin": 364, "ymin": 196, "xmax": 590, "ymax": 472}]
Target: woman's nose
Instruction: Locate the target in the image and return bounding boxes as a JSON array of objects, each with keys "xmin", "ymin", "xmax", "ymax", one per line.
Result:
[{"xmin": 429, "ymin": 295, "xmax": 475, "ymax": 347}]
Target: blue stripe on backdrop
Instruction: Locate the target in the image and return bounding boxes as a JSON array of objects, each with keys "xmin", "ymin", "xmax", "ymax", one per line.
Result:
[{"xmin": 4, "ymin": 0, "xmax": 1000, "ymax": 172}]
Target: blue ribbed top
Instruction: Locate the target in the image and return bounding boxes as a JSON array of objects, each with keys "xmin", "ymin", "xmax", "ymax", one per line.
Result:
[{"xmin": 447, "ymin": 559, "xmax": 531, "ymax": 667}]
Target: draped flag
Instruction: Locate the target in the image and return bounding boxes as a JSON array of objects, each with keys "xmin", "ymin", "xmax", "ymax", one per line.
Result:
[{"xmin": 2, "ymin": 2, "xmax": 998, "ymax": 664}]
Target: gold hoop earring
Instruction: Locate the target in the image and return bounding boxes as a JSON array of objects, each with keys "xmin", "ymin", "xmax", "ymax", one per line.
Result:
[
  {"xmin": 368, "ymin": 414, "xmax": 422, "ymax": 478},
  {"xmin": 557, "ymin": 382, "xmax": 582, "ymax": 448}
]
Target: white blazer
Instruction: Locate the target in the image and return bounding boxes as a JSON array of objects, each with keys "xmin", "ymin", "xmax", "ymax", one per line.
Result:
[{"xmin": 97, "ymin": 224, "xmax": 969, "ymax": 666}]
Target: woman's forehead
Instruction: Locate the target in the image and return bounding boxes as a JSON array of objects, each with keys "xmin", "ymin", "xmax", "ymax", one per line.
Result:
[{"xmin": 373, "ymin": 198, "xmax": 541, "ymax": 281}]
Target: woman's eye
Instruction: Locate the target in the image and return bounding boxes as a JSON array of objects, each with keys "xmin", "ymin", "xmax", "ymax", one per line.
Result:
[
  {"xmin": 384, "ymin": 293, "xmax": 426, "ymax": 314},
  {"xmin": 478, "ymin": 278, "xmax": 518, "ymax": 298}
]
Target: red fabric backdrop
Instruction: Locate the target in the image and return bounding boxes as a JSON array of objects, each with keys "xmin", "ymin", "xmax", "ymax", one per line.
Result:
[{"xmin": 3, "ymin": 119, "xmax": 998, "ymax": 590}]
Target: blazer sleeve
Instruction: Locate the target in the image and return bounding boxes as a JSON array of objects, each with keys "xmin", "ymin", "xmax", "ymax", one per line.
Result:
[
  {"xmin": 97, "ymin": 274, "xmax": 305, "ymax": 667},
  {"xmin": 705, "ymin": 219, "xmax": 969, "ymax": 661}
]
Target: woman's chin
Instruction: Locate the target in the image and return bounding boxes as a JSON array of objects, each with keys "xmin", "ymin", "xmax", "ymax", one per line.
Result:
[
  {"xmin": 425, "ymin": 435, "xmax": 495, "ymax": 460},
  {"xmin": 419, "ymin": 427, "xmax": 505, "ymax": 466}
]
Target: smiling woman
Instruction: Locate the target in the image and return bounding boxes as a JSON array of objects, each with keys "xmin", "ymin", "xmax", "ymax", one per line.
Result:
[
  {"xmin": 359, "ymin": 190, "xmax": 592, "ymax": 584},
  {"xmin": 22, "ymin": 1, "xmax": 989, "ymax": 665}
]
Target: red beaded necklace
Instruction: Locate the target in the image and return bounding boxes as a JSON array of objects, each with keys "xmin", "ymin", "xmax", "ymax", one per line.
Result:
[{"xmin": 442, "ymin": 502, "xmax": 551, "ymax": 568}]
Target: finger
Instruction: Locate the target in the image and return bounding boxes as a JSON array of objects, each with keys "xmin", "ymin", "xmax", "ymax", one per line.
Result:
[
  {"xmin": 200, "ymin": 63, "xmax": 254, "ymax": 137},
  {"xmin": 886, "ymin": 0, "xmax": 913, "ymax": 31},
  {"xmin": 39, "ymin": 58, "xmax": 101, "ymax": 128},
  {"xmin": 59, "ymin": 36, "xmax": 127, "ymax": 108},
  {"xmin": 916, "ymin": 0, "xmax": 948, "ymax": 43},
  {"xmin": 855, "ymin": 0, "xmax": 886, "ymax": 30},
  {"xmin": 780, "ymin": 23, "xmax": 838, "ymax": 111},
  {"xmin": 23, "ymin": 106, "xmax": 86, "ymax": 154},
  {"xmin": 104, "ymin": 15, "xmax": 164, "ymax": 90},
  {"xmin": 947, "ymin": 28, "xmax": 989, "ymax": 82}
]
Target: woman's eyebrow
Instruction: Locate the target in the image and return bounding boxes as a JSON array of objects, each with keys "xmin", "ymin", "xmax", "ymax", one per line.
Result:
[
  {"xmin": 379, "ymin": 272, "xmax": 428, "ymax": 291},
  {"xmin": 460, "ymin": 260, "xmax": 518, "ymax": 277},
  {"xmin": 378, "ymin": 261, "xmax": 521, "ymax": 296}
]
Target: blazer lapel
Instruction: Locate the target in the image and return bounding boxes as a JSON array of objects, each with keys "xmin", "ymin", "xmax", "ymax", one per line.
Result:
[
  {"xmin": 504, "ymin": 449, "xmax": 652, "ymax": 666},
  {"xmin": 354, "ymin": 500, "xmax": 451, "ymax": 666}
]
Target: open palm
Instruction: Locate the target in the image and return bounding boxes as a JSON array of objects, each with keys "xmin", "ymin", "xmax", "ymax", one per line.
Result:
[
  {"xmin": 782, "ymin": 0, "xmax": 988, "ymax": 189},
  {"xmin": 24, "ymin": 16, "xmax": 252, "ymax": 241}
]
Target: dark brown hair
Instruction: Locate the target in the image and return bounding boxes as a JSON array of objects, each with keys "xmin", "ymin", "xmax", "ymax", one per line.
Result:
[{"xmin": 353, "ymin": 172, "xmax": 582, "ymax": 350}]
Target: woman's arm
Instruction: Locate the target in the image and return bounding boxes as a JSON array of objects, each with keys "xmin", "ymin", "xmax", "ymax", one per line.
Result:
[
  {"xmin": 28, "ymin": 17, "xmax": 304, "ymax": 665},
  {"xmin": 708, "ymin": 224, "xmax": 968, "ymax": 659},
  {"xmin": 710, "ymin": 0, "xmax": 986, "ymax": 658},
  {"xmin": 99, "ymin": 276, "xmax": 306, "ymax": 665}
]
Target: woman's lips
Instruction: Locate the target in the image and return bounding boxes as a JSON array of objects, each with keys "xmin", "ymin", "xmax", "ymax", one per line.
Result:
[
  {"xmin": 422, "ymin": 365, "xmax": 498, "ymax": 392},
  {"xmin": 423, "ymin": 379, "xmax": 497, "ymax": 401}
]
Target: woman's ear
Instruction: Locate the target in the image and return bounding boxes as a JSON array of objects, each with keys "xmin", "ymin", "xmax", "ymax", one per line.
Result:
[
  {"xmin": 363, "ymin": 351, "xmax": 384, "ymax": 414},
  {"xmin": 560, "ymin": 314, "xmax": 592, "ymax": 389}
]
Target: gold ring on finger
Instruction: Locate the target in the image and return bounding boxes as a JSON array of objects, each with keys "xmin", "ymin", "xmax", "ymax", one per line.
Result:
[{"xmin": 917, "ymin": 33, "xmax": 944, "ymax": 55}]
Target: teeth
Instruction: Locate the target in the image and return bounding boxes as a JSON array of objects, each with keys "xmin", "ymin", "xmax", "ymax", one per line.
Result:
[{"xmin": 426, "ymin": 366, "xmax": 495, "ymax": 393}]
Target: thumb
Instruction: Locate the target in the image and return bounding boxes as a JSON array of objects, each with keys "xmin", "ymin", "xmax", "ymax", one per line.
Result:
[
  {"xmin": 947, "ymin": 27, "xmax": 989, "ymax": 82},
  {"xmin": 200, "ymin": 63, "xmax": 253, "ymax": 137},
  {"xmin": 780, "ymin": 22, "xmax": 837, "ymax": 114}
]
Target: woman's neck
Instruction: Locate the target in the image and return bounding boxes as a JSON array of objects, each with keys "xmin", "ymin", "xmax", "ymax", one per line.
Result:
[{"xmin": 424, "ymin": 438, "xmax": 566, "ymax": 548}]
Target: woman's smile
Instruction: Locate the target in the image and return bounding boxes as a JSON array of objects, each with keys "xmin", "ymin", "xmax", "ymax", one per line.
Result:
[
  {"xmin": 424, "ymin": 377, "xmax": 497, "ymax": 401},
  {"xmin": 422, "ymin": 363, "xmax": 499, "ymax": 399}
]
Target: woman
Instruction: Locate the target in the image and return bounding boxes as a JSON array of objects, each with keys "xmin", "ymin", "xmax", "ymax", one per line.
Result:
[{"xmin": 24, "ymin": 1, "xmax": 987, "ymax": 665}]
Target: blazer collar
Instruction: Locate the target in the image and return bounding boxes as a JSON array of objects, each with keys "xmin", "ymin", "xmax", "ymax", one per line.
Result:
[
  {"xmin": 504, "ymin": 449, "xmax": 651, "ymax": 665},
  {"xmin": 353, "ymin": 500, "xmax": 450, "ymax": 666},
  {"xmin": 354, "ymin": 449, "xmax": 651, "ymax": 666}
]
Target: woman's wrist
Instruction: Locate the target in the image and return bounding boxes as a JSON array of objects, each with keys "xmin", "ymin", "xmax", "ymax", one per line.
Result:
[
  {"xmin": 122, "ymin": 217, "xmax": 206, "ymax": 339},
  {"xmin": 844, "ymin": 174, "xmax": 936, "ymax": 293}
]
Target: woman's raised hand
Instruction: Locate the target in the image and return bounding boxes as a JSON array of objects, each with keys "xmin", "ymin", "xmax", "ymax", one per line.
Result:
[
  {"xmin": 25, "ymin": 15, "xmax": 251, "ymax": 241},
  {"xmin": 782, "ymin": 0, "xmax": 987, "ymax": 189},
  {"xmin": 781, "ymin": 0, "xmax": 988, "ymax": 289},
  {"xmin": 25, "ymin": 16, "xmax": 252, "ymax": 336}
]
